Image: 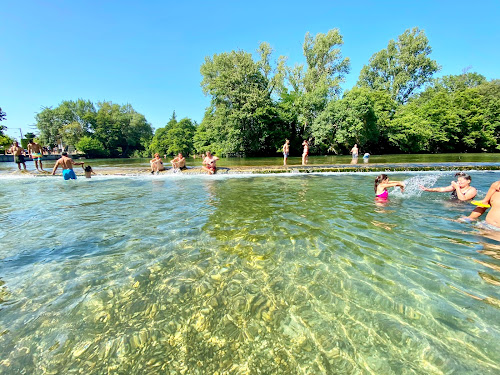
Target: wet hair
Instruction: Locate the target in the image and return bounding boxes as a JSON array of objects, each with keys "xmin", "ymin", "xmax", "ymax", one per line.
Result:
[
  {"xmin": 62, "ymin": 152, "xmax": 68, "ymax": 156},
  {"xmin": 455, "ymin": 172, "xmax": 471, "ymax": 181},
  {"xmin": 374, "ymin": 174, "xmax": 388, "ymax": 193},
  {"xmin": 84, "ymin": 165, "xmax": 92, "ymax": 172}
]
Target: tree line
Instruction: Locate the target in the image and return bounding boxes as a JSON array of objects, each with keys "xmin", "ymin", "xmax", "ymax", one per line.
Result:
[{"xmin": 31, "ymin": 27, "xmax": 499, "ymax": 158}]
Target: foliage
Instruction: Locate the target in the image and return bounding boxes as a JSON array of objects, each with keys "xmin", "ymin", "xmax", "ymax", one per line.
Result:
[
  {"xmin": 76, "ymin": 136, "xmax": 109, "ymax": 158},
  {"xmin": 357, "ymin": 27, "xmax": 440, "ymax": 104},
  {"xmin": 24, "ymin": 132, "xmax": 36, "ymax": 140},
  {"xmin": 198, "ymin": 48, "xmax": 284, "ymax": 156},
  {"xmin": 289, "ymin": 29, "xmax": 350, "ymax": 135},
  {"xmin": 35, "ymin": 100, "xmax": 152, "ymax": 157},
  {"xmin": 311, "ymin": 87, "xmax": 378, "ymax": 154},
  {"xmin": 149, "ymin": 113, "xmax": 197, "ymax": 156}
]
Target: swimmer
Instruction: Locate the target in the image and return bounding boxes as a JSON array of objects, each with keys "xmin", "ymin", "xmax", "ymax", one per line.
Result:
[
  {"xmin": 420, "ymin": 172, "xmax": 477, "ymax": 201},
  {"xmin": 463, "ymin": 180, "xmax": 500, "ymax": 229},
  {"xmin": 82, "ymin": 164, "xmax": 96, "ymax": 178},
  {"xmin": 350, "ymin": 144, "xmax": 359, "ymax": 159},
  {"xmin": 374, "ymin": 174, "xmax": 405, "ymax": 200}
]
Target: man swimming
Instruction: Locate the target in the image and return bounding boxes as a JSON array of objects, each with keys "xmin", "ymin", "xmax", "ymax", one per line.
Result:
[{"xmin": 51, "ymin": 152, "xmax": 84, "ymax": 179}]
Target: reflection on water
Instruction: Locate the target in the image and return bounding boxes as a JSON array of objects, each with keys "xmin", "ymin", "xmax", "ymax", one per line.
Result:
[{"xmin": 0, "ymin": 172, "xmax": 500, "ymax": 374}]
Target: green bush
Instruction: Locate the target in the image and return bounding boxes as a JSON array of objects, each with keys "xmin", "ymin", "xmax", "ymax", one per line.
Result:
[{"xmin": 76, "ymin": 136, "xmax": 109, "ymax": 158}]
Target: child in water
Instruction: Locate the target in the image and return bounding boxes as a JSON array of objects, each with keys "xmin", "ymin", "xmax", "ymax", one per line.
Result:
[
  {"xmin": 83, "ymin": 164, "xmax": 96, "ymax": 178},
  {"xmin": 374, "ymin": 174, "xmax": 405, "ymax": 200}
]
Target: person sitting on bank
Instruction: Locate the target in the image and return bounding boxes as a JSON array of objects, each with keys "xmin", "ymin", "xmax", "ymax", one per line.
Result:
[
  {"xmin": 202, "ymin": 151, "xmax": 219, "ymax": 174},
  {"xmin": 420, "ymin": 172, "xmax": 477, "ymax": 201},
  {"xmin": 52, "ymin": 152, "xmax": 84, "ymax": 180},
  {"xmin": 171, "ymin": 153, "xmax": 187, "ymax": 171},
  {"xmin": 83, "ymin": 164, "xmax": 96, "ymax": 178},
  {"xmin": 8, "ymin": 141, "xmax": 27, "ymax": 171},
  {"xmin": 150, "ymin": 153, "xmax": 165, "ymax": 174}
]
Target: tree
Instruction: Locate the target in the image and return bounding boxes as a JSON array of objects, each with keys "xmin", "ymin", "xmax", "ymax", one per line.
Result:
[
  {"xmin": 0, "ymin": 107, "xmax": 6, "ymax": 124},
  {"xmin": 36, "ymin": 99, "xmax": 97, "ymax": 147},
  {"xmin": 93, "ymin": 102, "xmax": 153, "ymax": 157},
  {"xmin": 357, "ymin": 27, "xmax": 440, "ymax": 104},
  {"xmin": 290, "ymin": 29, "xmax": 350, "ymax": 135},
  {"xmin": 311, "ymin": 87, "xmax": 378, "ymax": 154},
  {"xmin": 76, "ymin": 136, "xmax": 108, "ymax": 158},
  {"xmin": 149, "ymin": 113, "xmax": 197, "ymax": 156},
  {"xmin": 24, "ymin": 132, "xmax": 37, "ymax": 140},
  {"xmin": 198, "ymin": 49, "xmax": 281, "ymax": 155}
]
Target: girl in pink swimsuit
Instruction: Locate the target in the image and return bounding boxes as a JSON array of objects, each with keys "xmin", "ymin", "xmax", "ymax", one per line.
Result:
[{"xmin": 375, "ymin": 174, "xmax": 405, "ymax": 200}]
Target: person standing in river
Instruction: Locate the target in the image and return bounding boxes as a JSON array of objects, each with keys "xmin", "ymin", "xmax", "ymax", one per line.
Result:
[
  {"xmin": 302, "ymin": 140, "xmax": 309, "ymax": 165},
  {"xmin": 51, "ymin": 152, "xmax": 84, "ymax": 180},
  {"xmin": 28, "ymin": 139, "xmax": 45, "ymax": 171},
  {"xmin": 282, "ymin": 139, "xmax": 290, "ymax": 166},
  {"xmin": 8, "ymin": 141, "xmax": 27, "ymax": 171}
]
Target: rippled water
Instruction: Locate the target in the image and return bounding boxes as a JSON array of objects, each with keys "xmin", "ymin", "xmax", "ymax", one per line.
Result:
[{"xmin": 1, "ymin": 172, "xmax": 500, "ymax": 374}]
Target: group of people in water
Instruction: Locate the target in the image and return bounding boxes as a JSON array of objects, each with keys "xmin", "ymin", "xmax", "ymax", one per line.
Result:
[{"xmin": 375, "ymin": 172, "xmax": 500, "ymax": 231}]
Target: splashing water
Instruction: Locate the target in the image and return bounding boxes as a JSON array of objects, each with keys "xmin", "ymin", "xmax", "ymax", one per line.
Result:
[{"xmin": 392, "ymin": 174, "xmax": 441, "ymax": 198}]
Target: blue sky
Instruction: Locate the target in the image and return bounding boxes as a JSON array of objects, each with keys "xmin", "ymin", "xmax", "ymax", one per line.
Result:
[{"xmin": 1, "ymin": 0, "xmax": 499, "ymax": 140}]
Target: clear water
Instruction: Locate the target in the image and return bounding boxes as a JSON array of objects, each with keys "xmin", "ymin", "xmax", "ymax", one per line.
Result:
[
  {"xmin": 1, "ymin": 153, "xmax": 499, "ymax": 174},
  {"xmin": 1, "ymin": 171, "xmax": 500, "ymax": 374}
]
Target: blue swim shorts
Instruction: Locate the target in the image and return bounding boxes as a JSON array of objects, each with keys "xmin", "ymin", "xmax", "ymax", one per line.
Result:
[{"xmin": 62, "ymin": 169, "xmax": 77, "ymax": 180}]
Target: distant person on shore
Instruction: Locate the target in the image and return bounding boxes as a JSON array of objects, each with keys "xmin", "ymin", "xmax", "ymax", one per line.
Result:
[
  {"xmin": 202, "ymin": 151, "xmax": 219, "ymax": 174},
  {"xmin": 51, "ymin": 152, "xmax": 84, "ymax": 180},
  {"xmin": 283, "ymin": 139, "xmax": 290, "ymax": 165},
  {"xmin": 350, "ymin": 144, "xmax": 359, "ymax": 159},
  {"xmin": 28, "ymin": 139, "xmax": 45, "ymax": 171},
  {"xmin": 375, "ymin": 174, "xmax": 405, "ymax": 200},
  {"xmin": 171, "ymin": 153, "xmax": 187, "ymax": 171},
  {"xmin": 8, "ymin": 142, "xmax": 27, "ymax": 171},
  {"xmin": 420, "ymin": 172, "xmax": 477, "ymax": 201},
  {"xmin": 463, "ymin": 180, "xmax": 500, "ymax": 229},
  {"xmin": 83, "ymin": 164, "xmax": 96, "ymax": 178},
  {"xmin": 363, "ymin": 153, "xmax": 370, "ymax": 163},
  {"xmin": 302, "ymin": 140, "xmax": 309, "ymax": 165},
  {"xmin": 150, "ymin": 153, "xmax": 165, "ymax": 175}
]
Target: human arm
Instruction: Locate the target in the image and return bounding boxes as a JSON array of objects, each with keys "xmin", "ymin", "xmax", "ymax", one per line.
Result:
[
  {"xmin": 480, "ymin": 181, "xmax": 500, "ymax": 204},
  {"xmin": 381, "ymin": 181, "xmax": 405, "ymax": 191},
  {"xmin": 452, "ymin": 183, "xmax": 477, "ymax": 201},
  {"xmin": 51, "ymin": 160, "xmax": 60, "ymax": 175},
  {"xmin": 420, "ymin": 185, "xmax": 454, "ymax": 193}
]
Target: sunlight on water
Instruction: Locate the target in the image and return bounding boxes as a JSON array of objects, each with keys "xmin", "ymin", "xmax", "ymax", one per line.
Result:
[{"xmin": 1, "ymin": 172, "xmax": 499, "ymax": 374}]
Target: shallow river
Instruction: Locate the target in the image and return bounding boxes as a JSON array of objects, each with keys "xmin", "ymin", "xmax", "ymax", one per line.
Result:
[{"xmin": 1, "ymin": 171, "xmax": 499, "ymax": 374}]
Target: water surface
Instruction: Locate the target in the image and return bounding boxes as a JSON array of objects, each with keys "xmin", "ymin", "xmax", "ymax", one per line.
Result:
[{"xmin": 1, "ymin": 171, "xmax": 499, "ymax": 374}]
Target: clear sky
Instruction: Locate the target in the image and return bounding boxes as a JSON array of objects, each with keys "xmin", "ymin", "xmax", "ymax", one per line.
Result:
[{"xmin": 1, "ymin": 0, "xmax": 499, "ymax": 140}]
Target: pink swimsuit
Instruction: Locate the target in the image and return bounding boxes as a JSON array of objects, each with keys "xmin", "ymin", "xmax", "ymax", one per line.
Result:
[{"xmin": 376, "ymin": 190, "xmax": 389, "ymax": 199}]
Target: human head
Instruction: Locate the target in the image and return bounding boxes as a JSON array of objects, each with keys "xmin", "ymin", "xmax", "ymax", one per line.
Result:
[
  {"xmin": 206, "ymin": 151, "xmax": 212, "ymax": 156},
  {"xmin": 374, "ymin": 174, "xmax": 389, "ymax": 192},
  {"xmin": 154, "ymin": 153, "xmax": 160, "ymax": 158},
  {"xmin": 285, "ymin": 139, "xmax": 289, "ymax": 144},
  {"xmin": 13, "ymin": 141, "xmax": 19, "ymax": 146},
  {"xmin": 28, "ymin": 139, "xmax": 33, "ymax": 144},
  {"xmin": 178, "ymin": 153, "xmax": 183, "ymax": 157},
  {"xmin": 455, "ymin": 172, "xmax": 471, "ymax": 187},
  {"xmin": 62, "ymin": 152, "xmax": 68, "ymax": 156},
  {"xmin": 84, "ymin": 165, "xmax": 92, "ymax": 172}
]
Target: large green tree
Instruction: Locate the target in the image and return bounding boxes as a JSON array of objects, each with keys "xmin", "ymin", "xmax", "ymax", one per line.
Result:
[
  {"xmin": 289, "ymin": 29, "xmax": 350, "ymax": 135},
  {"xmin": 198, "ymin": 47, "xmax": 283, "ymax": 155},
  {"xmin": 149, "ymin": 112, "xmax": 197, "ymax": 156},
  {"xmin": 357, "ymin": 27, "xmax": 440, "ymax": 104},
  {"xmin": 93, "ymin": 102, "xmax": 153, "ymax": 157},
  {"xmin": 311, "ymin": 87, "xmax": 378, "ymax": 154}
]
